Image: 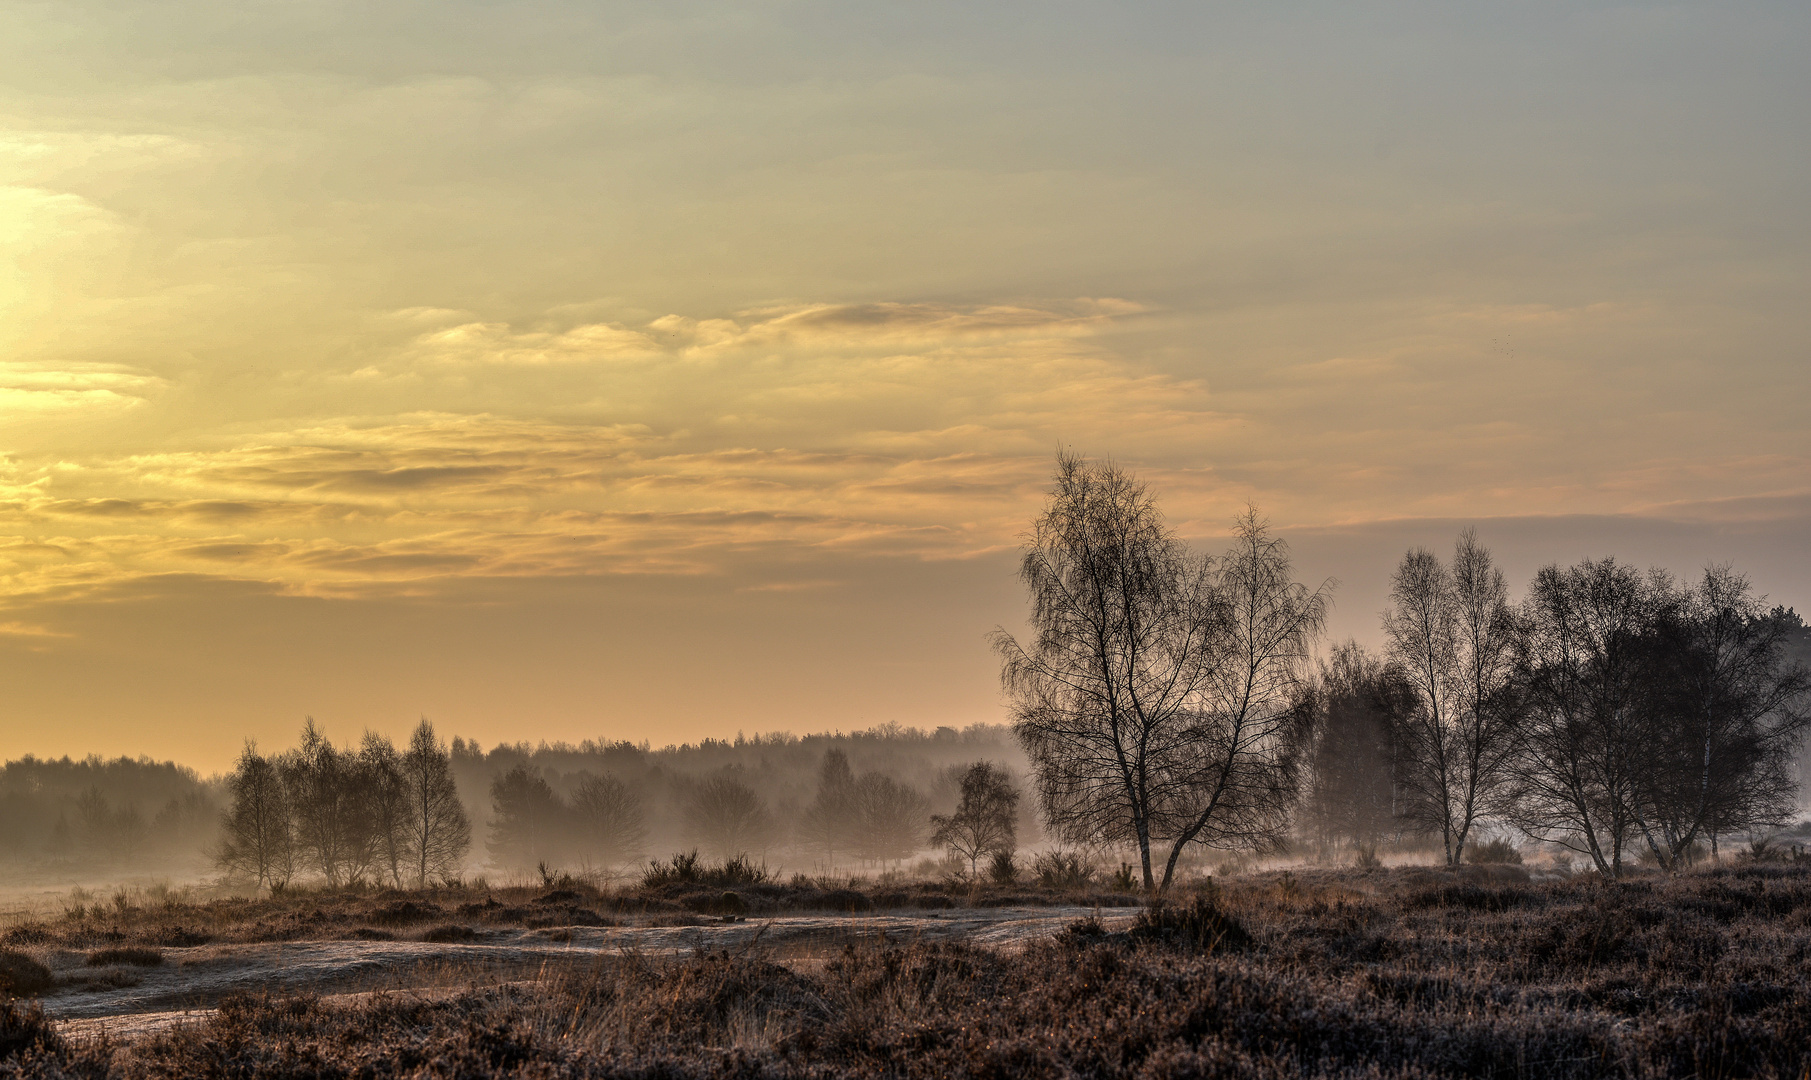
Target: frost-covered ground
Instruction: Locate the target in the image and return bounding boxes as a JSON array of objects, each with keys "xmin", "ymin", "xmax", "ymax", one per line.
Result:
[{"xmin": 48, "ymin": 905, "xmax": 1138, "ymax": 1041}]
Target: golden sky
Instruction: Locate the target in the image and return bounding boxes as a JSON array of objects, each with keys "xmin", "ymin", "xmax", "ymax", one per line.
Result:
[{"xmin": 3, "ymin": 2, "xmax": 1807, "ymax": 770}]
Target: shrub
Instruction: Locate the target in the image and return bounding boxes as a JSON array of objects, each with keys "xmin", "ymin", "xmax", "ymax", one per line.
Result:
[
  {"xmin": 0, "ymin": 998, "xmax": 71, "ymax": 1061},
  {"xmin": 1469, "ymin": 837, "xmax": 1524, "ymax": 865},
  {"xmin": 708, "ymin": 855, "xmax": 770, "ymax": 887},
  {"xmin": 643, "ymin": 851, "xmax": 769, "ymax": 889},
  {"xmin": 1354, "ymin": 844, "xmax": 1384, "ymax": 870},
  {"xmin": 1130, "ymin": 895, "xmax": 1250, "ymax": 951},
  {"xmin": 1059, "ymin": 914, "xmax": 1109, "ymax": 943},
  {"xmin": 987, "ymin": 851, "xmax": 1018, "ymax": 885},
  {"xmin": 816, "ymin": 889, "xmax": 872, "ymax": 912},
  {"xmin": 1033, "ymin": 850, "xmax": 1094, "ymax": 890},
  {"xmin": 369, "ymin": 900, "xmax": 444, "ymax": 926},
  {"xmin": 86, "ymin": 947, "xmax": 164, "ymax": 967},
  {"xmin": 420, "ymin": 925, "xmax": 483, "ymax": 943},
  {"xmin": 0, "ymin": 952, "xmax": 53, "ymax": 998},
  {"xmin": 1110, "ymin": 862, "xmax": 1139, "ymax": 892}
]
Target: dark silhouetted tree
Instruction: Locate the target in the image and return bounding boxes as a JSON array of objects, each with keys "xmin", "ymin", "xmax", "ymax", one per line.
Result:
[
  {"xmin": 850, "ymin": 772, "xmax": 929, "ymax": 866},
  {"xmin": 1301, "ymin": 642, "xmax": 1413, "ymax": 853},
  {"xmin": 1632, "ymin": 566, "xmax": 1809, "ymax": 868},
  {"xmin": 1384, "ymin": 530, "xmax": 1519, "ymax": 865},
  {"xmin": 997, "ymin": 455, "xmax": 1327, "ymax": 892},
  {"xmin": 684, "ymin": 771, "xmax": 773, "ymax": 860},
  {"xmin": 401, "ymin": 719, "xmax": 470, "ymax": 886},
  {"xmin": 488, "ymin": 764, "xmax": 563, "ymax": 869},
  {"xmin": 1506, "ymin": 558, "xmax": 1673, "ymax": 877},
  {"xmin": 281, "ymin": 720, "xmax": 373, "ymax": 886},
  {"xmin": 570, "ymin": 772, "xmax": 647, "ymax": 867},
  {"xmin": 359, "ymin": 733, "xmax": 409, "ymax": 887},
  {"xmin": 797, "ymin": 749, "xmax": 857, "ymax": 869},
  {"xmin": 930, "ymin": 762, "xmax": 1020, "ymax": 878},
  {"xmin": 216, "ymin": 741, "xmax": 293, "ymax": 890}
]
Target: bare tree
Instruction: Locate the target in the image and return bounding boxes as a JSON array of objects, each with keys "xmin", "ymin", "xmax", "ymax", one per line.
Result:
[
  {"xmin": 488, "ymin": 764, "xmax": 563, "ymax": 869},
  {"xmin": 930, "ymin": 762, "xmax": 1020, "ymax": 878},
  {"xmin": 1301, "ymin": 642, "xmax": 1413, "ymax": 854},
  {"xmin": 1632, "ymin": 566, "xmax": 1810, "ymax": 867},
  {"xmin": 1507, "ymin": 558, "xmax": 1673, "ymax": 877},
  {"xmin": 995, "ymin": 453, "xmax": 1328, "ymax": 892},
  {"xmin": 359, "ymin": 733, "xmax": 409, "ymax": 887},
  {"xmin": 570, "ymin": 772, "xmax": 647, "ymax": 867},
  {"xmin": 849, "ymin": 772, "xmax": 930, "ymax": 867},
  {"xmin": 400, "ymin": 719, "xmax": 470, "ymax": 886},
  {"xmin": 797, "ymin": 749, "xmax": 858, "ymax": 869},
  {"xmin": 216, "ymin": 741, "xmax": 293, "ymax": 890},
  {"xmin": 1152, "ymin": 508, "xmax": 1327, "ymax": 887},
  {"xmin": 281, "ymin": 720, "xmax": 373, "ymax": 886},
  {"xmin": 683, "ymin": 771, "xmax": 774, "ymax": 860},
  {"xmin": 1384, "ymin": 530, "xmax": 1519, "ymax": 865}
]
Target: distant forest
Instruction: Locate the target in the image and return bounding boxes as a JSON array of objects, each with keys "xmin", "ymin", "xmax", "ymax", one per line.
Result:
[
  {"xmin": 0, "ymin": 755, "xmax": 220, "ymax": 876},
  {"xmin": 0, "ymin": 723, "xmax": 1037, "ymax": 883}
]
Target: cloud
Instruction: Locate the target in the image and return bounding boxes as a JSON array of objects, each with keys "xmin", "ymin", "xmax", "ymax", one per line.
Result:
[
  {"xmin": 0, "ymin": 619, "xmax": 68, "ymax": 638},
  {"xmin": 0, "ymin": 363, "xmax": 165, "ymax": 417}
]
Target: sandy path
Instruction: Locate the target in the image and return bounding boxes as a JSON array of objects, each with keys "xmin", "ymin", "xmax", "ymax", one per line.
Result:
[{"xmin": 48, "ymin": 905, "xmax": 1134, "ymax": 1040}]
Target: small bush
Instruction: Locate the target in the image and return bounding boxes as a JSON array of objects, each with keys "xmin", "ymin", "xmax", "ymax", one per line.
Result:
[
  {"xmin": 420, "ymin": 925, "xmax": 483, "ymax": 943},
  {"xmin": 0, "ymin": 998, "xmax": 68, "ymax": 1059},
  {"xmin": 644, "ymin": 851, "xmax": 769, "ymax": 888},
  {"xmin": 369, "ymin": 899, "xmax": 444, "ymax": 925},
  {"xmin": 1059, "ymin": 914, "xmax": 1109, "ymax": 943},
  {"xmin": 987, "ymin": 851, "xmax": 1018, "ymax": 885},
  {"xmin": 816, "ymin": 889, "xmax": 872, "ymax": 912},
  {"xmin": 0, "ymin": 951, "xmax": 53, "ymax": 998},
  {"xmin": 1354, "ymin": 844, "xmax": 1384, "ymax": 870},
  {"xmin": 643, "ymin": 851, "xmax": 703, "ymax": 887},
  {"xmin": 1033, "ymin": 851, "xmax": 1094, "ymax": 890},
  {"xmin": 1469, "ymin": 837, "xmax": 1524, "ymax": 865},
  {"xmin": 1110, "ymin": 862, "xmax": 1139, "ymax": 892},
  {"xmin": 86, "ymin": 947, "xmax": 164, "ymax": 967},
  {"xmin": 74, "ymin": 968, "xmax": 142, "ymax": 991},
  {"xmin": 708, "ymin": 855, "xmax": 770, "ymax": 887},
  {"xmin": 1130, "ymin": 895, "xmax": 1250, "ymax": 951}
]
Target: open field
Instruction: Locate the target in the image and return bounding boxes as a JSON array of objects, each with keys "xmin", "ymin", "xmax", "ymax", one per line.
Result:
[{"xmin": 4, "ymin": 863, "xmax": 1810, "ymax": 1078}]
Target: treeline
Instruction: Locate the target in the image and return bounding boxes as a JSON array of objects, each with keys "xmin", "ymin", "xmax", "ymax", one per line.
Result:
[
  {"xmin": 1001, "ymin": 454, "xmax": 1811, "ymax": 887},
  {"xmin": 216, "ymin": 720, "xmax": 469, "ymax": 889},
  {"xmin": 215, "ymin": 720, "xmax": 1034, "ymax": 886},
  {"xmin": 443, "ymin": 723, "xmax": 1033, "ymax": 875},
  {"xmin": 0, "ymin": 755, "xmax": 220, "ymax": 874},
  {"xmin": 1302, "ymin": 543, "xmax": 1811, "ymax": 876}
]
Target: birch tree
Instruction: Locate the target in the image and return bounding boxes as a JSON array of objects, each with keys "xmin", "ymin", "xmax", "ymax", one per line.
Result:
[
  {"xmin": 1384, "ymin": 530, "xmax": 1518, "ymax": 865},
  {"xmin": 400, "ymin": 719, "xmax": 470, "ymax": 886},
  {"xmin": 996, "ymin": 453, "xmax": 1328, "ymax": 892}
]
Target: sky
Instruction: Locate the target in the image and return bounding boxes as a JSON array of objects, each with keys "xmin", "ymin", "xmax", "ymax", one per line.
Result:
[{"xmin": 2, "ymin": 1, "xmax": 1807, "ymax": 772}]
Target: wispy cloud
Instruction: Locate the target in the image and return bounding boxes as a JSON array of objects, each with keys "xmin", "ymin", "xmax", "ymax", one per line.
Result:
[{"xmin": 0, "ymin": 298, "xmax": 1212, "ymax": 602}]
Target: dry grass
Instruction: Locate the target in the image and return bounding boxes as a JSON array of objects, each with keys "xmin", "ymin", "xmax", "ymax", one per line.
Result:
[
  {"xmin": 6, "ymin": 864, "xmax": 1810, "ymax": 1077},
  {"xmin": 82, "ymin": 949, "xmax": 162, "ymax": 969},
  {"xmin": 0, "ymin": 874, "xmax": 1135, "ymax": 951}
]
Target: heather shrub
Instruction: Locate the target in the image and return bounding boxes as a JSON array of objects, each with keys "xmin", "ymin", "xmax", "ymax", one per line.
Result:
[
  {"xmin": 86, "ymin": 947, "xmax": 164, "ymax": 967},
  {"xmin": 1130, "ymin": 894, "xmax": 1251, "ymax": 951},
  {"xmin": 419, "ymin": 925, "xmax": 483, "ymax": 943},
  {"xmin": 642, "ymin": 850, "xmax": 704, "ymax": 887},
  {"xmin": 641, "ymin": 851, "xmax": 768, "ymax": 888},
  {"xmin": 1468, "ymin": 837, "xmax": 1523, "ymax": 865},
  {"xmin": 1032, "ymin": 850, "xmax": 1093, "ymax": 889},
  {"xmin": 0, "ymin": 953, "xmax": 51, "ymax": 999}
]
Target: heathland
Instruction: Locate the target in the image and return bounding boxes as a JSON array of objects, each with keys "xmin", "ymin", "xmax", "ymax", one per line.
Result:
[{"xmin": 4, "ymin": 860, "xmax": 1810, "ymax": 1078}]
